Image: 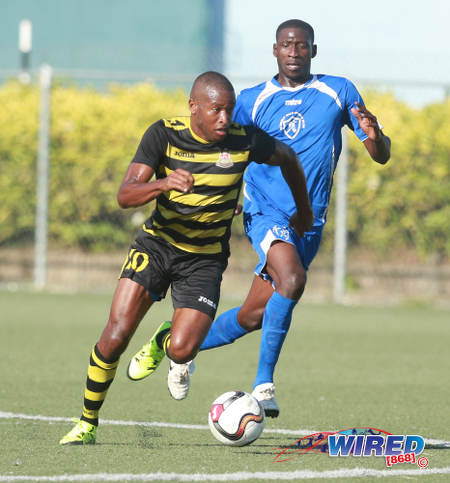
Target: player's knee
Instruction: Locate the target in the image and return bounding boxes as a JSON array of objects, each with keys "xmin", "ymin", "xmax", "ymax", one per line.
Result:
[
  {"xmin": 101, "ymin": 319, "xmax": 133, "ymax": 357},
  {"xmin": 168, "ymin": 336, "xmax": 198, "ymax": 364},
  {"xmin": 278, "ymin": 269, "xmax": 307, "ymax": 300}
]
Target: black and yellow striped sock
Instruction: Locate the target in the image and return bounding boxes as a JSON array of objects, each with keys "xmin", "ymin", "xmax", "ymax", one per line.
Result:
[
  {"xmin": 162, "ymin": 333, "xmax": 171, "ymax": 355},
  {"xmin": 155, "ymin": 327, "xmax": 171, "ymax": 355},
  {"xmin": 80, "ymin": 345, "xmax": 119, "ymax": 427}
]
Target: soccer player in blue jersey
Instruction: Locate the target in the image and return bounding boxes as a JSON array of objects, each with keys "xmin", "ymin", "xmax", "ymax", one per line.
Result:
[
  {"xmin": 129, "ymin": 19, "xmax": 391, "ymax": 416},
  {"xmin": 200, "ymin": 19, "xmax": 391, "ymax": 416}
]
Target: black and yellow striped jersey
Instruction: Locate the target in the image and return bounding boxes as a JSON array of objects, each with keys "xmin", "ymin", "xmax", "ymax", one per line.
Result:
[{"xmin": 131, "ymin": 116, "xmax": 275, "ymax": 256}]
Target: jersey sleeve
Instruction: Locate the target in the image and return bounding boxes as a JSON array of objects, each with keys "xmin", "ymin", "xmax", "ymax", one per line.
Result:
[
  {"xmin": 341, "ymin": 80, "xmax": 368, "ymax": 142},
  {"xmin": 131, "ymin": 120, "xmax": 167, "ymax": 170},
  {"xmin": 247, "ymin": 126, "xmax": 276, "ymax": 164},
  {"xmin": 232, "ymin": 91, "xmax": 254, "ymax": 126}
]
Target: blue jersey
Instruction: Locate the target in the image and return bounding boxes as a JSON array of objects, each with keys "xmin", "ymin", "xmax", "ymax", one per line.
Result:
[{"xmin": 234, "ymin": 74, "xmax": 368, "ymax": 227}]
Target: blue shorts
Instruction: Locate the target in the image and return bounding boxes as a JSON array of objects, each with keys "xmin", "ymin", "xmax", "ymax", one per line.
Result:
[{"xmin": 243, "ymin": 211, "xmax": 323, "ymax": 281}]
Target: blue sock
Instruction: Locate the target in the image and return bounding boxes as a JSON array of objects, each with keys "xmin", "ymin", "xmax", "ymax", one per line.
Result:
[
  {"xmin": 200, "ymin": 307, "xmax": 247, "ymax": 350},
  {"xmin": 253, "ymin": 292, "xmax": 297, "ymax": 388}
]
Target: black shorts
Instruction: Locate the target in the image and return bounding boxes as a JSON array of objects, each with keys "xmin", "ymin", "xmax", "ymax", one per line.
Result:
[{"xmin": 119, "ymin": 233, "xmax": 228, "ymax": 319}]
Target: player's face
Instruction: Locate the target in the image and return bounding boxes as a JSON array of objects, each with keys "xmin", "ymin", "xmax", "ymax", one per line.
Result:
[
  {"xmin": 273, "ymin": 27, "xmax": 316, "ymax": 87},
  {"xmin": 189, "ymin": 86, "xmax": 236, "ymax": 143}
]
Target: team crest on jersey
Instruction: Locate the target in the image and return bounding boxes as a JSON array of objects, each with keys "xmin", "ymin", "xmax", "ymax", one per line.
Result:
[
  {"xmin": 216, "ymin": 151, "xmax": 234, "ymax": 168},
  {"xmin": 272, "ymin": 225, "xmax": 291, "ymax": 241},
  {"xmin": 280, "ymin": 111, "xmax": 305, "ymax": 140}
]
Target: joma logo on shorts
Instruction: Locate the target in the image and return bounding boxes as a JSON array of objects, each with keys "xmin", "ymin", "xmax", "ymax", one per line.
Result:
[{"xmin": 198, "ymin": 296, "xmax": 217, "ymax": 309}]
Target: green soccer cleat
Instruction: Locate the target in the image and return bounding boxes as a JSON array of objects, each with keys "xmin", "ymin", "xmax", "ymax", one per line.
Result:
[
  {"xmin": 59, "ymin": 419, "xmax": 97, "ymax": 445},
  {"xmin": 127, "ymin": 321, "xmax": 171, "ymax": 381}
]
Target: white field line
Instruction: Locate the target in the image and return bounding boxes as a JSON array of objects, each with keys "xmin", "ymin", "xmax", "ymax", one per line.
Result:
[
  {"xmin": 1, "ymin": 411, "xmax": 449, "ymax": 447},
  {"xmin": 1, "ymin": 468, "xmax": 450, "ymax": 481},
  {"xmin": 0, "ymin": 411, "xmax": 313, "ymax": 435}
]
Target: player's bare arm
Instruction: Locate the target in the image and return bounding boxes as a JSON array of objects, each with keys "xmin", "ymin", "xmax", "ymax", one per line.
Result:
[
  {"xmin": 117, "ymin": 162, "xmax": 194, "ymax": 208},
  {"xmin": 267, "ymin": 139, "xmax": 313, "ymax": 237},
  {"xmin": 351, "ymin": 102, "xmax": 391, "ymax": 164}
]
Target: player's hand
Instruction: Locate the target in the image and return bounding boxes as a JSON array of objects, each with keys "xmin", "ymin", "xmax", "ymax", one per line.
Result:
[
  {"xmin": 234, "ymin": 203, "xmax": 243, "ymax": 216},
  {"xmin": 289, "ymin": 207, "xmax": 314, "ymax": 237},
  {"xmin": 163, "ymin": 168, "xmax": 194, "ymax": 193},
  {"xmin": 351, "ymin": 102, "xmax": 382, "ymax": 141}
]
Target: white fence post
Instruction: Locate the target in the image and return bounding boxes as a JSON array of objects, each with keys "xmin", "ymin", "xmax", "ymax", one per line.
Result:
[
  {"xmin": 34, "ymin": 64, "xmax": 52, "ymax": 289},
  {"xmin": 333, "ymin": 127, "xmax": 349, "ymax": 302}
]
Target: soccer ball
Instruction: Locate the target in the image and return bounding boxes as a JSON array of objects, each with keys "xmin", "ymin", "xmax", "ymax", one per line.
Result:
[{"xmin": 208, "ymin": 391, "xmax": 265, "ymax": 446}]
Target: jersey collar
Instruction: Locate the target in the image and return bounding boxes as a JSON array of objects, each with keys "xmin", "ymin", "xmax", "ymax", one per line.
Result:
[
  {"xmin": 185, "ymin": 117, "xmax": 212, "ymax": 144},
  {"xmin": 272, "ymin": 74, "xmax": 314, "ymax": 91}
]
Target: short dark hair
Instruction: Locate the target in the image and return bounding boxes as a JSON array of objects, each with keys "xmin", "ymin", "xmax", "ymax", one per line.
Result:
[
  {"xmin": 190, "ymin": 71, "xmax": 234, "ymax": 98},
  {"xmin": 276, "ymin": 19, "xmax": 314, "ymax": 43}
]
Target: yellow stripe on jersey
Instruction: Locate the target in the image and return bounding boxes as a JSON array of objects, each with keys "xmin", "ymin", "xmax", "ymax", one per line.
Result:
[
  {"xmin": 166, "ymin": 187, "xmax": 239, "ymax": 207},
  {"xmin": 143, "ymin": 227, "xmax": 222, "ymax": 254},
  {"xmin": 163, "ymin": 166, "xmax": 244, "ymax": 187},
  {"xmin": 163, "ymin": 116, "xmax": 209, "ymax": 143},
  {"xmin": 188, "ymin": 126, "xmax": 209, "ymax": 144},
  {"xmin": 151, "ymin": 221, "xmax": 227, "ymax": 239},
  {"xmin": 158, "ymin": 204, "xmax": 235, "ymax": 223},
  {"xmin": 166, "ymin": 145, "xmax": 250, "ymax": 164},
  {"xmin": 228, "ymin": 124, "xmax": 247, "ymax": 136},
  {"xmin": 163, "ymin": 117, "xmax": 189, "ymax": 131}
]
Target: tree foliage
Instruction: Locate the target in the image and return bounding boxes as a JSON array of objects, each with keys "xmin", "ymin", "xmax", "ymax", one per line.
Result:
[
  {"xmin": 348, "ymin": 91, "xmax": 449, "ymax": 259},
  {"xmin": 0, "ymin": 81, "xmax": 188, "ymax": 250}
]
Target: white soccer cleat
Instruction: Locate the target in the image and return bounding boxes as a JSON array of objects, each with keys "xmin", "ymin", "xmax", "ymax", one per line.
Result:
[
  {"xmin": 167, "ymin": 360, "xmax": 195, "ymax": 400},
  {"xmin": 252, "ymin": 382, "xmax": 280, "ymax": 418}
]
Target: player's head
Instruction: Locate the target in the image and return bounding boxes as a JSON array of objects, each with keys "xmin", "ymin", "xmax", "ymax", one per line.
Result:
[
  {"xmin": 276, "ymin": 19, "xmax": 315, "ymax": 44},
  {"xmin": 273, "ymin": 19, "xmax": 317, "ymax": 86},
  {"xmin": 189, "ymin": 71, "xmax": 236, "ymax": 143}
]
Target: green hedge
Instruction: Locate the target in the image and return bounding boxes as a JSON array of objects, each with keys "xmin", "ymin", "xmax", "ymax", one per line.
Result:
[
  {"xmin": 0, "ymin": 81, "xmax": 448, "ymax": 258},
  {"xmin": 0, "ymin": 81, "xmax": 188, "ymax": 251},
  {"xmin": 322, "ymin": 91, "xmax": 450, "ymax": 259}
]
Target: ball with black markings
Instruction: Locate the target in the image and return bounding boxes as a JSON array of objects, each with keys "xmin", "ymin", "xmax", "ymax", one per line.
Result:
[{"xmin": 208, "ymin": 390, "xmax": 265, "ymax": 446}]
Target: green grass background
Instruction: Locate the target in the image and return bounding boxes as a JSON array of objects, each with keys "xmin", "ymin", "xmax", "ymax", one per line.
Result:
[{"xmin": 0, "ymin": 290, "xmax": 449, "ymax": 482}]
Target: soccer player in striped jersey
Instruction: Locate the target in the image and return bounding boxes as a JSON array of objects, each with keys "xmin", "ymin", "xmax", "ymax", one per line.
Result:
[
  {"xmin": 197, "ymin": 20, "xmax": 391, "ymax": 417},
  {"xmin": 59, "ymin": 71, "xmax": 313, "ymax": 445}
]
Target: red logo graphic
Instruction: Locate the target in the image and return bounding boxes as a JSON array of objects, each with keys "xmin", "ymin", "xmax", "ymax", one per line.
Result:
[{"xmin": 210, "ymin": 404, "xmax": 224, "ymax": 422}]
